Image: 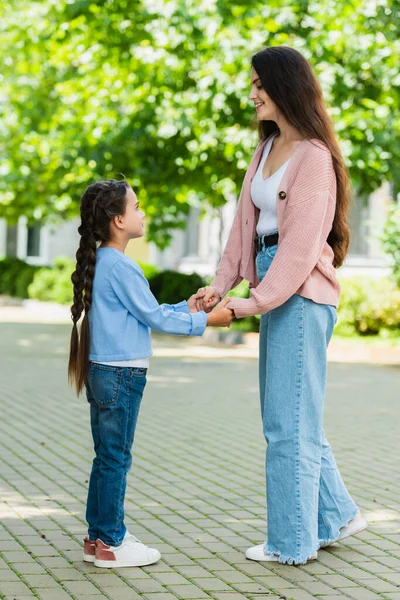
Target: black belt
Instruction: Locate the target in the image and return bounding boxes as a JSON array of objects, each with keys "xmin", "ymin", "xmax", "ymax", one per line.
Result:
[{"xmin": 255, "ymin": 233, "xmax": 279, "ymax": 253}]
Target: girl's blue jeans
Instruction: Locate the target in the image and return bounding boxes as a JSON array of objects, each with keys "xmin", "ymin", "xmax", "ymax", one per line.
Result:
[
  {"xmin": 257, "ymin": 243, "xmax": 359, "ymax": 565},
  {"xmin": 85, "ymin": 363, "xmax": 147, "ymax": 546}
]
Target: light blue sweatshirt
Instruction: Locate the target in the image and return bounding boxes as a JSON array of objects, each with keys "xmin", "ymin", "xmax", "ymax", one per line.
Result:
[{"xmin": 88, "ymin": 247, "xmax": 207, "ymax": 362}]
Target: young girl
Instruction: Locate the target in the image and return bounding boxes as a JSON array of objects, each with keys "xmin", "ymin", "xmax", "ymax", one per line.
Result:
[{"xmin": 68, "ymin": 179, "xmax": 233, "ymax": 569}]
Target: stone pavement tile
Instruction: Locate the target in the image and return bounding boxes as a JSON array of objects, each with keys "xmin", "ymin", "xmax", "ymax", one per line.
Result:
[
  {"xmin": 50, "ymin": 567, "xmax": 87, "ymax": 580},
  {"xmin": 88, "ymin": 573, "xmax": 130, "ymax": 587},
  {"xmin": 318, "ymin": 574, "xmax": 363, "ymax": 587},
  {"xmin": 191, "ymin": 577, "xmax": 234, "ymax": 591},
  {"xmin": 231, "ymin": 582, "xmax": 273, "ymax": 594},
  {"xmin": 337, "ymin": 587, "xmax": 383, "ymax": 599},
  {"xmin": 39, "ymin": 557, "xmax": 72, "ymax": 569},
  {"xmin": 23, "ymin": 574, "xmax": 60, "ymax": 588},
  {"xmin": 275, "ymin": 590, "xmax": 316, "ymax": 600},
  {"xmin": 165, "ymin": 584, "xmax": 211, "ymax": 598},
  {"xmin": 296, "ymin": 581, "xmax": 338, "ymax": 595},
  {"xmin": 129, "ymin": 578, "xmax": 166, "ymax": 593},
  {"xmin": 36, "ymin": 589, "xmax": 73, "ymax": 600},
  {"xmin": 102, "ymin": 586, "xmax": 142, "ymax": 599},
  {"xmin": 354, "ymin": 561, "xmax": 396, "ymax": 574},
  {"xmin": 211, "ymin": 570, "xmax": 254, "ymax": 584},
  {"xmin": 363, "ymin": 578, "xmax": 400, "ymax": 593},
  {"xmin": 340, "ymin": 567, "xmax": 382, "ymax": 580},
  {"xmin": 0, "ymin": 582, "xmax": 34, "ymax": 595},
  {"xmin": 301, "ymin": 561, "xmax": 335, "ymax": 574},
  {"xmin": 0, "ymin": 569, "xmax": 20, "ymax": 581},
  {"xmin": 2, "ymin": 551, "xmax": 36, "ymax": 563},
  {"xmin": 154, "ymin": 572, "xmax": 191, "ymax": 585},
  {"xmin": 11, "ymin": 562, "xmax": 47, "ymax": 575},
  {"xmin": 175, "ymin": 566, "xmax": 212, "ymax": 578},
  {"xmin": 196, "ymin": 559, "xmax": 235, "ymax": 571},
  {"xmin": 212, "ymin": 594, "xmax": 249, "ymax": 600},
  {"xmin": 236, "ymin": 563, "xmax": 274, "ymax": 576},
  {"xmin": 63, "ymin": 579, "xmax": 102, "ymax": 595},
  {"xmin": 120, "ymin": 569, "xmax": 154, "ymax": 580},
  {"xmin": 385, "ymin": 595, "xmax": 400, "ymax": 600},
  {"xmin": 142, "ymin": 594, "xmax": 188, "ymax": 600},
  {"xmin": 0, "ymin": 540, "xmax": 23, "ymax": 551},
  {"xmin": 268, "ymin": 566, "xmax": 315, "ymax": 582},
  {"xmin": 384, "ymin": 573, "xmax": 400, "ymax": 585}
]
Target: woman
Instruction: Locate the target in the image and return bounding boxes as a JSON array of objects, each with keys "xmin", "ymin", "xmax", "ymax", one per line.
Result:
[{"xmin": 198, "ymin": 46, "xmax": 366, "ymax": 565}]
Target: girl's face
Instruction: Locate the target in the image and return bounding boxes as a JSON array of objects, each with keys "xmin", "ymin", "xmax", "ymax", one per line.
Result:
[
  {"xmin": 116, "ymin": 186, "xmax": 145, "ymax": 239},
  {"xmin": 249, "ymin": 67, "xmax": 279, "ymax": 122}
]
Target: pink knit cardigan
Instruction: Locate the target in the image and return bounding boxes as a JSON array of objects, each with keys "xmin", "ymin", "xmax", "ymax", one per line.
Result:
[{"xmin": 211, "ymin": 135, "xmax": 341, "ymax": 318}]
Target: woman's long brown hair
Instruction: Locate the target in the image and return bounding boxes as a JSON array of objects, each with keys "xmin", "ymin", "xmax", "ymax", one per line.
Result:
[
  {"xmin": 252, "ymin": 46, "xmax": 351, "ymax": 268},
  {"xmin": 68, "ymin": 179, "xmax": 129, "ymax": 395}
]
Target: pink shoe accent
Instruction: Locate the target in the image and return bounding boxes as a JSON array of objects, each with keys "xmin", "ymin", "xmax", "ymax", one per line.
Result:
[
  {"xmin": 83, "ymin": 536, "xmax": 96, "ymax": 563},
  {"xmin": 95, "ymin": 538, "xmax": 116, "ymax": 562}
]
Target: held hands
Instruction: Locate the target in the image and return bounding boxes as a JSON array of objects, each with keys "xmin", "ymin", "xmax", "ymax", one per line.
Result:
[
  {"xmin": 206, "ymin": 298, "xmax": 233, "ymax": 328},
  {"xmin": 195, "ymin": 286, "xmax": 220, "ymax": 313},
  {"xmin": 188, "ymin": 287, "xmax": 234, "ymax": 327}
]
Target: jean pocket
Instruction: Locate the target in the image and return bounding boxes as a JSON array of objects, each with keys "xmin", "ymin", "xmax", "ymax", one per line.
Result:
[
  {"xmin": 265, "ymin": 244, "xmax": 278, "ymax": 259},
  {"xmin": 87, "ymin": 363, "xmax": 123, "ymax": 407}
]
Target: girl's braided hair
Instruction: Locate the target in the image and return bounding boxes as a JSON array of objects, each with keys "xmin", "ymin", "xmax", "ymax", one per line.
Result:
[{"xmin": 68, "ymin": 179, "xmax": 129, "ymax": 394}]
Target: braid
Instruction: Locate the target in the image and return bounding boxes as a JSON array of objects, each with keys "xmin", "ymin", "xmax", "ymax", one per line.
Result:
[{"xmin": 68, "ymin": 179, "xmax": 129, "ymax": 395}]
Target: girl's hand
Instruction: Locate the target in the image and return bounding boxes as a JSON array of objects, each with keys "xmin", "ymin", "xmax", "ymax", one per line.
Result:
[
  {"xmin": 206, "ymin": 298, "xmax": 234, "ymax": 328},
  {"xmin": 187, "ymin": 290, "xmax": 206, "ymax": 313},
  {"xmin": 196, "ymin": 286, "xmax": 221, "ymax": 313}
]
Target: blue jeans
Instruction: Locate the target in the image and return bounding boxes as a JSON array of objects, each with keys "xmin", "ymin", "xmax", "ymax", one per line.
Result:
[
  {"xmin": 257, "ymin": 243, "xmax": 358, "ymax": 565},
  {"xmin": 85, "ymin": 363, "xmax": 147, "ymax": 546}
]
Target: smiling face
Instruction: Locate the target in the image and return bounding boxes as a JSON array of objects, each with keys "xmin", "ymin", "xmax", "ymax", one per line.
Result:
[
  {"xmin": 112, "ymin": 185, "xmax": 145, "ymax": 240},
  {"xmin": 249, "ymin": 67, "xmax": 279, "ymax": 122}
]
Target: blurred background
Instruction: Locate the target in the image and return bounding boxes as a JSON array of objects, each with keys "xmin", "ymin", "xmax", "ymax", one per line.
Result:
[{"xmin": 1, "ymin": 0, "xmax": 400, "ymax": 344}]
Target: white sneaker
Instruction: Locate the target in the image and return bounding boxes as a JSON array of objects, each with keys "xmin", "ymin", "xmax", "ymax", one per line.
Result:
[
  {"xmin": 245, "ymin": 543, "xmax": 318, "ymax": 563},
  {"xmin": 94, "ymin": 534, "xmax": 161, "ymax": 568},
  {"xmin": 320, "ymin": 513, "xmax": 367, "ymax": 548}
]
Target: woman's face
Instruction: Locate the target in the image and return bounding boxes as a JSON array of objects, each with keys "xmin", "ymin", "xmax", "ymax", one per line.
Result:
[{"xmin": 249, "ymin": 67, "xmax": 279, "ymax": 122}]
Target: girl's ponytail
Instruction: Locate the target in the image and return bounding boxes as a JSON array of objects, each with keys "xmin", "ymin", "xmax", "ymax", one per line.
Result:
[{"xmin": 68, "ymin": 180, "xmax": 129, "ymax": 395}]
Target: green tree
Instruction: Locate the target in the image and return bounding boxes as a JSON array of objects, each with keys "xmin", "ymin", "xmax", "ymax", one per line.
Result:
[{"xmin": 1, "ymin": 0, "xmax": 399, "ymax": 247}]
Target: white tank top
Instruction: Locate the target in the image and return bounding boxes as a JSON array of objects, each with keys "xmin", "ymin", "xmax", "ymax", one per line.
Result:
[{"xmin": 251, "ymin": 135, "xmax": 290, "ymax": 237}]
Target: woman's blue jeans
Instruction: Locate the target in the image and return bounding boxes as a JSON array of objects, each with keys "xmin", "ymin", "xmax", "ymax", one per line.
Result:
[
  {"xmin": 257, "ymin": 243, "xmax": 358, "ymax": 564},
  {"xmin": 85, "ymin": 363, "xmax": 147, "ymax": 546}
]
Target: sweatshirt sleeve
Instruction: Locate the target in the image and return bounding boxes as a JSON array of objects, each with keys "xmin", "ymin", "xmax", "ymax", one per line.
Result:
[
  {"xmin": 161, "ymin": 300, "xmax": 190, "ymax": 313},
  {"xmin": 229, "ymin": 147, "xmax": 336, "ymax": 318},
  {"xmin": 110, "ymin": 260, "xmax": 207, "ymax": 336}
]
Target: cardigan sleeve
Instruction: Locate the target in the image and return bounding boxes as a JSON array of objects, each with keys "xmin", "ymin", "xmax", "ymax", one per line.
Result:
[{"xmin": 228, "ymin": 146, "xmax": 336, "ymax": 318}]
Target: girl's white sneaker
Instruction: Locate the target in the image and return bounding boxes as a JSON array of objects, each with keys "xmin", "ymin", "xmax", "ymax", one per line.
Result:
[
  {"xmin": 320, "ymin": 513, "xmax": 367, "ymax": 548},
  {"xmin": 245, "ymin": 544, "xmax": 318, "ymax": 563},
  {"xmin": 94, "ymin": 535, "xmax": 161, "ymax": 568}
]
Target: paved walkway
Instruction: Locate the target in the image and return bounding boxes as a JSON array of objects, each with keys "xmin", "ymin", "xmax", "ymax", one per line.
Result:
[{"xmin": 0, "ymin": 322, "xmax": 399, "ymax": 600}]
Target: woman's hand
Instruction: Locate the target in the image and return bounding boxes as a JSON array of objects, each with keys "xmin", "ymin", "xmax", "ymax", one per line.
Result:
[
  {"xmin": 187, "ymin": 290, "xmax": 206, "ymax": 313},
  {"xmin": 206, "ymin": 298, "xmax": 233, "ymax": 328},
  {"xmin": 195, "ymin": 286, "xmax": 221, "ymax": 313}
]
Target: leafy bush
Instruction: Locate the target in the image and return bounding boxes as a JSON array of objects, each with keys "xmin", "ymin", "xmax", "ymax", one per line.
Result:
[
  {"xmin": 225, "ymin": 280, "xmax": 259, "ymax": 332},
  {"xmin": 149, "ymin": 270, "xmax": 206, "ymax": 305},
  {"xmin": 28, "ymin": 256, "xmax": 75, "ymax": 305},
  {"xmin": 0, "ymin": 257, "xmax": 40, "ymax": 298},
  {"xmin": 337, "ymin": 276, "xmax": 400, "ymax": 336},
  {"xmin": 137, "ymin": 261, "xmax": 160, "ymax": 281}
]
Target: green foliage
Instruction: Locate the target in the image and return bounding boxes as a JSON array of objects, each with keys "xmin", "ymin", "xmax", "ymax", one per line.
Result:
[
  {"xmin": 226, "ymin": 280, "xmax": 259, "ymax": 332},
  {"xmin": 137, "ymin": 261, "xmax": 160, "ymax": 281},
  {"xmin": 1, "ymin": 0, "xmax": 399, "ymax": 245},
  {"xmin": 337, "ymin": 276, "xmax": 400, "ymax": 336},
  {"xmin": 382, "ymin": 203, "xmax": 400, "ymax": 286},
  {"xmin": 28, "ymin": 256, "xmax": 75, "ymax": 305},
  {"xmin": 0, "ymin": 257, "xmax": 40, "ymax": 298},
  {"xmin": 149, "ymin": 270, "xmax": 206, "ymax": 305}
]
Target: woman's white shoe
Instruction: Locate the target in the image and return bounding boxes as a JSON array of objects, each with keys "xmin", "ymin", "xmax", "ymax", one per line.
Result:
[
  {"xmin": 245, "ymin": 544, "xmax": 318, "ymax": 563},
  {"xmin": 320, "ymin": 513, "xmax": 367, "ymax": 548}
]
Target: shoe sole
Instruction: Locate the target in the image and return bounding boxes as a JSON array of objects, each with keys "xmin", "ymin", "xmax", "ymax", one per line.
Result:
[
  {"xmin": 94, "ymin": 556, "xmax": 160, "ymax": 568},
  {"xmin": 320, "ymin": 522, "xmax": 368, "ymax": 549},
  {"xmin": 83, "ymin": 553, "xmax": 95, "ymax": 563}
]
